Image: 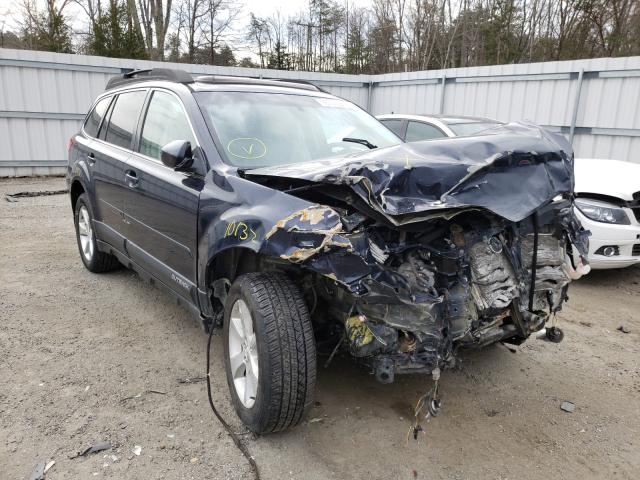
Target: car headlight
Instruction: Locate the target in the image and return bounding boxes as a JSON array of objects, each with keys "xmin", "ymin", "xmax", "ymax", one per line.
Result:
[{"xmin": 574, "ymin": 199, "xmax": 630, "ymax": 225}]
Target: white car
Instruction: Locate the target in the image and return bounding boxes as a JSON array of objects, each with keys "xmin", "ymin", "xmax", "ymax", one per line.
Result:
[
  {"xmin": 377, "ymin": 113, "xmax": 503, "ymax": 141},
  {"xmin": 574, "ymin": 159, "xmax": 640, "ymax": 269},
  {"xmin": 378, "ymin": 114, "xmax": 640, "ymax": 270}
]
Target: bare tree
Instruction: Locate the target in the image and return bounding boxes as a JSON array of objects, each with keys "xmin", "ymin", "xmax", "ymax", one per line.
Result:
[
  {"xmin": 174, "ymin": 0, "xmax": 208, "ymax": 62},
  {"xmin": 248, "ymin": 13, "xmax": 269, "ymax": 68},
  {"xmin": 5, "ymin": 0, "xmax": 640, "ymax": 71}
]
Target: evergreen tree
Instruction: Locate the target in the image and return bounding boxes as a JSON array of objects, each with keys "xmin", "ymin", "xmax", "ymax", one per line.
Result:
[
  {"xmin": 88, "ymin": 0, "xmax": 147, "ymax": 59},
  {"xmin": 267, "ymin": 41, "xmax": 291, "ymax": 70},
  {"xmin": 214, "ymin": 44, "xmax": 236, "ymax": 66},
  {"xmin": 21, "ymin": 0, "xmax": 73, "ymax": 53}
]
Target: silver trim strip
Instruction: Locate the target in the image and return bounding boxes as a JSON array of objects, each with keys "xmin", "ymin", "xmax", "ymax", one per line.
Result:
[{"xmin": 0, "ymin": 111, "xmax": 85, "ymax": 120}]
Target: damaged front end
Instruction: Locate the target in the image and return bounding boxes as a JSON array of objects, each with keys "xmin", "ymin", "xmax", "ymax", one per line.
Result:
[{"xmin": 244, "ymin": 123, "xmax": 590, "ymax": 383}]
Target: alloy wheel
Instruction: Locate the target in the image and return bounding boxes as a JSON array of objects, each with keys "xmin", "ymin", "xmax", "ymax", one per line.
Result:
[
  {"xmin": 228, "ymin": 299, "xmax": 259, "ymax": 408},
  {"xmin": 78, "ymin": 205, "xmax": 94, "ymax": 262}
]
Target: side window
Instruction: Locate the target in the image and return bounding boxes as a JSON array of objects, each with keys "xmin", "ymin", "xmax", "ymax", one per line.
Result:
[
  {"xmin": 84, "ymin": 97, "xmax": 111, "ymax": 138},
  {"xmin": 405, "ymin": 121, "xmax": 446, "ymax": 142},
  {"xmin": 380, "ymin": 119, "xmax": 405, "ymax": 139},
  {"xmin": 139, "ymin": 91, "xmax": 196, "ymax": 161},
  {"xmin": 104, "ymin": 90, "xmax": 147, "ymax": 149}
]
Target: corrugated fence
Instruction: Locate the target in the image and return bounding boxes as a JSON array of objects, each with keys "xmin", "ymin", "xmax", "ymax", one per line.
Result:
[{"xmin": 1, "ymin": 48, "xmax": 639, "ymax": 176}]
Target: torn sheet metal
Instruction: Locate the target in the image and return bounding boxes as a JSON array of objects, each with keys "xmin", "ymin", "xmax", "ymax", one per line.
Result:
[{"xmin": 262, "ymin": 206, "xmax": 352, "ymax": 262}]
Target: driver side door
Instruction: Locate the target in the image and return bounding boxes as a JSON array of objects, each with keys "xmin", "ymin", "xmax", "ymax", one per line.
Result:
[{"xmin": 123, "ymin": 89, "xmax": 204, "ymax": 305}]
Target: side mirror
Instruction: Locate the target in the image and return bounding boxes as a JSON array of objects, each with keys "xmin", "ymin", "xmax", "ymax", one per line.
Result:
[{"xmin": 161, "ymin": 140, "xmax": 193, "ymax": 171}]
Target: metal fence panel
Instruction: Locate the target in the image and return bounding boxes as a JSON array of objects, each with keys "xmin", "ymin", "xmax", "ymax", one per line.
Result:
[{"xmin": 1, "ymin": 47, "xmax": 639, "ymax": 176}]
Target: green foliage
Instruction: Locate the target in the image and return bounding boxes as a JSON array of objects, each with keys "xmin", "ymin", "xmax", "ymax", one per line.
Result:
[
  {"xmin": 267, "ymin": 41, "xmax": 291, "ymax": 70},
  {"xmin": 238, "ymin": 56, "xmax": 259, "ymax": 68},
  {"xmin": 0, "ymin": 31, "xmax": 26, "ymax": 49},
  {"xmin": 214, "ymin": 44, "xmax": 236, "ymax": 66},
  {"xmin": 88, "ymin": 0, "xmax": 147, "ymax": 59},
  {"xmin": 21, "ymin": 8, "xmax": 72, "ymax": 53}
]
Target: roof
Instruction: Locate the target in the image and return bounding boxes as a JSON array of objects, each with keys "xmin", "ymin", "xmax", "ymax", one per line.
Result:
[{"xmin": 106, "ymin": 68, "xmax": 324, "ymax": 93}]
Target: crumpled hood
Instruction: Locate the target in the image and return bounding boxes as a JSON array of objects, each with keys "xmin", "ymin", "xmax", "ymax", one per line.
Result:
[{"xmin": 244, "ymin": 123, "xmax": 574, "ymax": 223}]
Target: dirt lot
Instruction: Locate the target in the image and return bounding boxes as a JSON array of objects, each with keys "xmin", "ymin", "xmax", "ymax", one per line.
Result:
[{"xmin": 1, "ymin": 176, "xmax": 639, "ymax": 480}]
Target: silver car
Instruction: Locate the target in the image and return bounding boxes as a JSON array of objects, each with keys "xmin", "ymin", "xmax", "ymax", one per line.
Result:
[{"xmin": 377, "ymin": 113, "xmax": 503, "ymax": 141}]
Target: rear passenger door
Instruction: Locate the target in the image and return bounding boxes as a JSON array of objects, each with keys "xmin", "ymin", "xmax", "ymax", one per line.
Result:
[
  {"xmin": 123, "ymin": 89, "xmax": 204, "ymax": 303},
  {"xmin": 87, "ymin": 90, "xmax": 147, "ymax": 251}
]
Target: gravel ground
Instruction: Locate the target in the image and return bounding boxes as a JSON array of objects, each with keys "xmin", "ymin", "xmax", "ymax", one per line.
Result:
[{"xmin": 1, "ymin": 177, "xmax": 639, "ymax": 480}]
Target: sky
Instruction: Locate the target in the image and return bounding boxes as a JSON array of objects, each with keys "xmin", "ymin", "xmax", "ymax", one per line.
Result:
[
  {"xmin": 0, "ymin": 0, "xmax": 369, "ymax": 60},
  {"xmin": 0, "ymin": 0, "xmax": 370, "ymax": 35}
]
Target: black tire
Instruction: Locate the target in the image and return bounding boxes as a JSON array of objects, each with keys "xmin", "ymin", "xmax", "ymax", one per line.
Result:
[
  {"xmin": 223, "ymin": 272, "xmax": 316, "ymax": 434},
  {"xmin": 74, "ymin": 193, "xmax": 120, "ymax": 273}
]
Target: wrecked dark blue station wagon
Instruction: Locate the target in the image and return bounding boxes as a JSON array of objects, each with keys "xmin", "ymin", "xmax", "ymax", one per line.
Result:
[{"xmin": 67, "ymin": 69, "xmax": 590, "ymax": 434}]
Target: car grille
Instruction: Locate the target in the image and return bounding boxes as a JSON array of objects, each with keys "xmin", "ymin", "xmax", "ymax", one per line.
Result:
[{"xmin": 633, "ymin": 244, "xmax": 640, "ymax": 256}]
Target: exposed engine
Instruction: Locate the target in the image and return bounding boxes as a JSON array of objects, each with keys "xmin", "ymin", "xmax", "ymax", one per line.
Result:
[
  {"xmin": 309, "ymin": 202, "xmax": 587, "ymax": 383},
  {"xmin": 240, "ymin": 123, "xmax": 591, "ymax": 384}
]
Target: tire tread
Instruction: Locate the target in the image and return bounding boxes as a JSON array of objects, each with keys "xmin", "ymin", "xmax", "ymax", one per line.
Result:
[{"xmin": 236, "ymin": 272, "xmax": 316, "ymax": 433}]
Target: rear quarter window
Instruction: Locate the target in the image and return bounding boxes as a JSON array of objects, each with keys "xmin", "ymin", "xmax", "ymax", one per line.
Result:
[
  {"xmin": 83, "ymin": 97, "xmax": 111, "ymax": 138},
  {"xmin": 380, "ymin": 119, "xmax": 406, "ymax": 139}
]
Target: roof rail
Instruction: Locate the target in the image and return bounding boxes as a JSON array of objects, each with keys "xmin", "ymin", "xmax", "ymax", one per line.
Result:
[
  {"xmin": 194, "ymin": 75, "xmax": 322, "ymax": 92},
  {"xmin": 106, "ymin": 68, "xmax": 194, "ymax": 90}
]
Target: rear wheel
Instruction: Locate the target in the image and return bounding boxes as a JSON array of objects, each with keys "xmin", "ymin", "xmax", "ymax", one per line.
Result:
[
  {"xmin": 74, "ymin": 193, "xmax": 120, "ymax": 273},
  {"xmin": 223, "ymin": 272, "xmax": 316, "ymax": 434}
]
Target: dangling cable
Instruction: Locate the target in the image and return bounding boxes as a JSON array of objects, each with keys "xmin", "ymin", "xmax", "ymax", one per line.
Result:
[
  {"xmin": 206, "ymin": 325, "xmax": 261, "ymax": 480},
  {"xmin": 407, "ymin": 368, "xmax": 442, "ymax": 443},
  {"xmin": 528, "ymin": 212, "xmax": 539, "ymax": 312}
]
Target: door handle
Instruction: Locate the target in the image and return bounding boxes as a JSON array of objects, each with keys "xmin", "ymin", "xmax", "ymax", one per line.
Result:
[
  {"xmin": 87, "ymin": 152, "xmax": 96, "ymax": 165},
  {"xmin": 125, "ymin": 170, "xmax": 139, "ymax": 188}
]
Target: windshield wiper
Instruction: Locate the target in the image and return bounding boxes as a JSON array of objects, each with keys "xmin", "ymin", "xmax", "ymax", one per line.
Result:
[{"xmin": 342, "ymin": 137, "xmax": 377, "ymax": 149}]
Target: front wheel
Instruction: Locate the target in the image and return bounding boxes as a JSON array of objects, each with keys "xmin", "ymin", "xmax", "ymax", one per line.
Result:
[{"xmin": 223, "ymin": 272, "xmax": 316, "ymax": 434}]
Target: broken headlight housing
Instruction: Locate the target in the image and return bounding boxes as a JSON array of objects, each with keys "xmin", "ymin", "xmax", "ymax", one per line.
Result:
[{"xmin": 574, "ymin": 198, "xmax": 630, "ymax": 225}]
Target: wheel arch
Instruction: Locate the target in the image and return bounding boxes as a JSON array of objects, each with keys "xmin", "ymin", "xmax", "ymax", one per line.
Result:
[
  {"xmin": 204, "ymin": 246, "xmax": 276, "ymax": 314},
  {"xmin": 205, "ymin": 246, "xmax": 265, "ymax": 290},
  {"xmin": 70, "ymin": 179, "xmax": 86, "ymax": 212}
]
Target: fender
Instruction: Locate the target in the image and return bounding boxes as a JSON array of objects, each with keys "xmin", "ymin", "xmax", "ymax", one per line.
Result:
[
  {"xmin": 195, "ymin": 168, "xmax": 374, "ymax": 314},
  {"xmin": 67, "ymin": 158, "xmax": 93, "ymax": 210},
  {"xmin": 67, "ymin": 135, "xmax": 96, "ymax": 210}
]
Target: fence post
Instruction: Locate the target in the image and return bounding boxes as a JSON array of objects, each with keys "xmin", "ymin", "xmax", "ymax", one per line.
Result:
[
  {"xmin": 367, "ymin": 81, "xmax": 373, "ymax": 112},
  {"xmin": 439, "ymin": 73, "xmax": 446, "ymax": 114},
  {"xmin": 569, "ymin": 69, "xmax": 584, "ymax": 145}
]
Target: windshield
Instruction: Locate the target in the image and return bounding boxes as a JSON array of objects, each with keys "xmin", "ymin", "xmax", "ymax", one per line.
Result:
[
  {"xmin": 448, "ymin": 121, "xmax": 502, "ymax": 137},
  {"xmin": 195, "ymin": 91, "xmax": 401, "ymax": 167}
]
